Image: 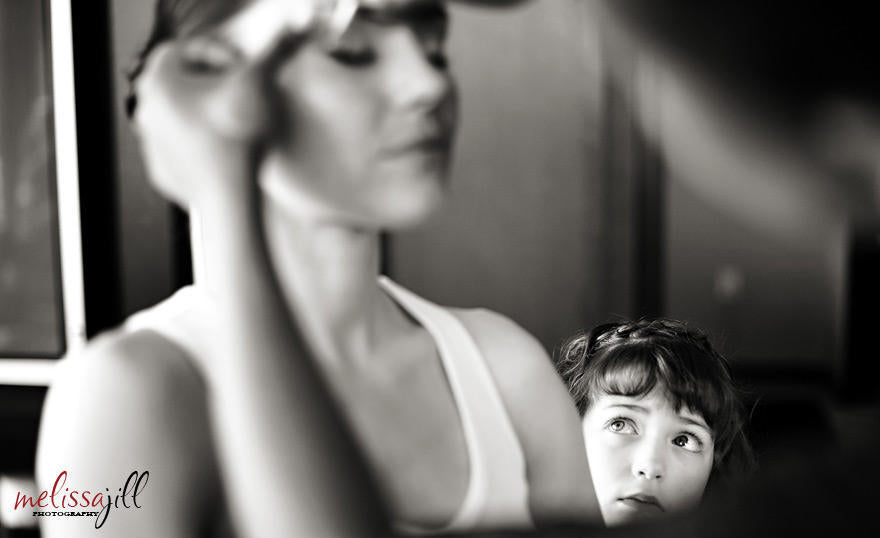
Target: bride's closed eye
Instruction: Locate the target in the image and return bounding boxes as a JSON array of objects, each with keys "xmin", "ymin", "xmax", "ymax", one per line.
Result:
[
  {"xmin": 414, "ymin": 17, "xmax": 449, "ymax": 69},
  {"xmin": 326, "ymin": 22, "xmax": 376, "ymax": 66},
  {"xmin": 329, "ymin": 47, "xmax": 376, "ymax": 66},
  {"xmin": 420, "ymin": 33, "xmax": 448, "ymax": 69}
]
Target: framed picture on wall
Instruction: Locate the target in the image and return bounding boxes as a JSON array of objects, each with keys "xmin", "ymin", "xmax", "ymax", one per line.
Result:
[{"xmin": 0, "ymin": 0, "xmax": 85, "ymax": 385}]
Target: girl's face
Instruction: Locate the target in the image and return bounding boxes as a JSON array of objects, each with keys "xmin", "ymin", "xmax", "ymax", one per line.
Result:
[
  {"xmin": 581, "ymin": 385, "xmax": 715, "ymax": 527},
  {"xmin": 259, "ymin": 1, "xmax": 458, "ymax": 229}
]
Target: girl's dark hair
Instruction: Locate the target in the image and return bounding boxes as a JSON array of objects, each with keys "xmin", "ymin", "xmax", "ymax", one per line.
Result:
[
  {"xmin": 554, "ymin": 318, "xmax": 755, "ymax": 485},
  {"xmin": 125, "ymin": 0, "xmax": 247, "ymax": 117}
]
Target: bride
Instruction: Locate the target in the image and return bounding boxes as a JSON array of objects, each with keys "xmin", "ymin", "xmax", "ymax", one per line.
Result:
[{"xmin": 37, "ymin": 1, "xmax": 598, "ymax": 536}]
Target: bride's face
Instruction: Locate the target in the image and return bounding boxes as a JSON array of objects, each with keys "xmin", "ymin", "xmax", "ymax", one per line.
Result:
[{"xmin": 261, "ymin": 1, "xmax": 459, "ymax": 229}]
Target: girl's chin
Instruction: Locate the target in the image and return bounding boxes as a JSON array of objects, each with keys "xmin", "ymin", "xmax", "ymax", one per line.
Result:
[{"xmin": 603, "ymin": 504, "xmax": 666, "ymax": 527}]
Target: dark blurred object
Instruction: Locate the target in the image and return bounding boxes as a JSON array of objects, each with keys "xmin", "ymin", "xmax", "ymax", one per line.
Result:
[
  {"xmin": 841, "ymin": 224, "xmax": 880, "ymax": 403},
  {"xmin": 0, "ymin": 528, "xmax": 39, "ymax": 538},
  {"xmin": 604, "ymin": 1, "xmax": 880, "ymax": 126},
  {"xmin": 0, "ymin": 386, "xmax": 46, "ymax": 537},
  {"xmin": 0, "ymin": 529, "xmax": 39, "ymax": 538},
  {"xmin": 0, "ymin": 386, "xmax": 47, "ymax": 475},
  {"xmin": 746, "ymin": 388, "xmax": 836, "ymax": 464},
  {"xmin": 71, "ymin": 0, "xmax": 125, "ymax": 337}
]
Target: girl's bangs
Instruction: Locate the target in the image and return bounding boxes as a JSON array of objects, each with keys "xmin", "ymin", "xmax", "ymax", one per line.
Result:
[
  {"xmin": 589, "ymin": 341, "xmax": 727, "ymax": 432},
  {"xmin": 590, "ymin": 345, "xmax": 662, "ymax": 400}
]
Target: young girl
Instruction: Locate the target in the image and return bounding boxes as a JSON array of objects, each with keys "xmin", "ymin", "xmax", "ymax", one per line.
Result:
[{"xmin": 554, "ymin": 319, "xmax": 755, "ymax": 527}]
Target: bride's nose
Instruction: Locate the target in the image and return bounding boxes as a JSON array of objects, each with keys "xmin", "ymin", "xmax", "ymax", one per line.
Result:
[{"xmin": 383, "ymin": 29, "xmax": 452, "ymax": 111}]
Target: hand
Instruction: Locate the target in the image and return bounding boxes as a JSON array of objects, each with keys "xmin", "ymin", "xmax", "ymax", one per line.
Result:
[{"xmin": 133, "ymin": 32, "xmax": 299, "ymax": 212}]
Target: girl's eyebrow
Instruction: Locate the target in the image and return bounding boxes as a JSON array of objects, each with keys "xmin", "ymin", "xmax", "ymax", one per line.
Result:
[
  {"xmin": 606, "ymin": 403, "xmax": 711, "ymax": 429},
  {"xmin": 605, "ymin": 403, "xmax": 649, "ymax": 413},
  {"xmin": 679, "ymin": 413, "xmax": 711, "ymax": 432}
]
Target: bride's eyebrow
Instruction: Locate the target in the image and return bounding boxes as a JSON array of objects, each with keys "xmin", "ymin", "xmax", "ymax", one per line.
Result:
[{"xmin": 356, "ymin": 3, "xmax": 448, "ymax": 26}]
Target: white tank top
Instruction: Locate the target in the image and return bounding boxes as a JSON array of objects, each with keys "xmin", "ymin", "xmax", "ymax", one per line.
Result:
[
  {"xmin": 123, "ymin": 278, "xmax": 533, "ymax": 534},
  {"xmin": 378, "ymin": 277, "xmax": 532, "ymax": 534}
]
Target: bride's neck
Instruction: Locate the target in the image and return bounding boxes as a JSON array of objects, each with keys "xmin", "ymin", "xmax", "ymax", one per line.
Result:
[
  {"xmin": 258, "ymin": 196, "xmax": 396, "ymax": 365},
  {"xmin": 193, "ymin": 189, "xmax": 410, "ymax": 366}
]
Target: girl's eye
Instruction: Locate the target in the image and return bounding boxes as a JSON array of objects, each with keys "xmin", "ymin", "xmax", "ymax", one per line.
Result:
[
  {"xmin": 606, "ymin": 418, "xmax": 636, "ymax": 435},
  {"xmin": 672, "ymin": 433, "xmax": 704, "ymax": 452}
]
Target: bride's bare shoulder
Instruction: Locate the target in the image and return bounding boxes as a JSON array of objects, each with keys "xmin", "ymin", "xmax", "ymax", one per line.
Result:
[
  {"xmin": 40, "ymin": 327, "xmax": 208, "ymax": 432},
  {"xmin": 452, "ymin": 308, "xmax": 599, "ymax": 522},
  {"xmin": 36, "ymin": 328, "xmax": 218, "ymax": 536}
]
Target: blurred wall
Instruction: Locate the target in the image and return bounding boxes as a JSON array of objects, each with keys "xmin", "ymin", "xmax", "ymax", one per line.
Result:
[
  {"xmin": 582, "ymin": 3, "xmax": 880, "ymax": 377},
  {"xmin": 390, "ymin": 0, "xmax": 608, "ymax": 350},
  {"xmin": 110, "ymin": 0, "xmax": 176, "ymax": 316},
  {"xmin": 648, "ymin": 58, "xmax": 876, "ymax": 374}
]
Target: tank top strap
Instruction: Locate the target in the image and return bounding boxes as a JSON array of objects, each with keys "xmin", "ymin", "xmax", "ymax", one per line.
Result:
[{"xmin": 379, "ymin": 277, "xmax": 532, "ymax": 533}]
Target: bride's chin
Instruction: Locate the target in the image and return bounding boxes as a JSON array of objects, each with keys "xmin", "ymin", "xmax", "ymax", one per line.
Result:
[
  {"xmin": 258, "ymin": 161, "xmax": 447, "ymax": 230},
  {"xmin": 260, "ymin": 176, "xmax": 444, "ymax": 231},
  {"xmin": 372, "ymin": 186, "xmax": 445, "ymax": 230}
]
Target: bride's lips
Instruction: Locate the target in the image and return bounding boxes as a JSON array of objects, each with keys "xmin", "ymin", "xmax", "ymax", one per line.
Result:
[{"xmin": 382, "ymin": 133, "xmax": 453, "ymax": 156}]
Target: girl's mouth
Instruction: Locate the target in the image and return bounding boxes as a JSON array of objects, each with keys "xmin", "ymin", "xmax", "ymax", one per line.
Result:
[{"xmin": 618, "ymin": 494, "xmax": 665, "ymax": 512}]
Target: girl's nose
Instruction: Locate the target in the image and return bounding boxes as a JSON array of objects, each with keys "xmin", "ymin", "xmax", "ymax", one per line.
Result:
[{"xmin": 631, "ymin": 438, "xmax": 666, "ymax": 480}]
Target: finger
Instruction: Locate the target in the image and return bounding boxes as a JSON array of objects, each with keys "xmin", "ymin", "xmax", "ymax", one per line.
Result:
[{"xmin": 216, "ymin": 0, "xmax": 314, "ymax": 60}]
